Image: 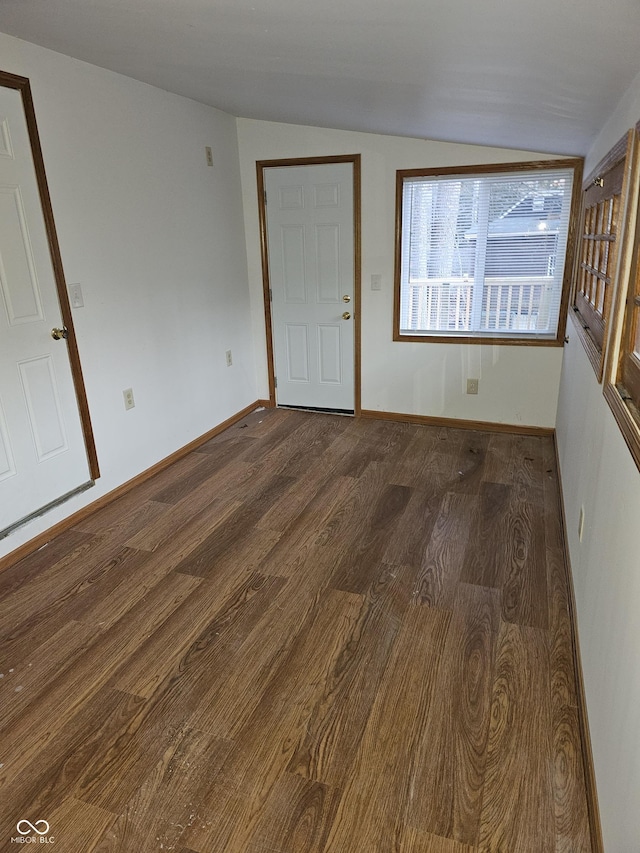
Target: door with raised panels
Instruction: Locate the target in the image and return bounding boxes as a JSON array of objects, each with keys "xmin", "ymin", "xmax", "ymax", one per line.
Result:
[
  {"xmin": 265, "ymin": 162, "xmax": 355, "ymax": 411},
  {"xmin": 0, "ymin": 81, "xmax": 92, "ymax": 538}
]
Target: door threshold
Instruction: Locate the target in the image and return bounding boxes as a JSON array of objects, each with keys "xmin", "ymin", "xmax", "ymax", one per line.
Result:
[
  {"xmin": 277, "ymin": 405, "xmax": 354, "ymax": 416},
  {"xmin": 0, "ymin": 480, "xmax": 95, "ymax": 541}
]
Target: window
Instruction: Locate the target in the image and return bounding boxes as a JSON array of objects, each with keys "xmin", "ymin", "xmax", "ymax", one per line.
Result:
[
  {"xmin": 603, "ymin": 127, "xmax": 640, "ymax": 471},
  {"xmin": 571, "ymin": 132, "xmax": 633, "ymax": 378},
  {"xmin": 394, "ymin": 160, "xmax": 582, "ymax": 345}
]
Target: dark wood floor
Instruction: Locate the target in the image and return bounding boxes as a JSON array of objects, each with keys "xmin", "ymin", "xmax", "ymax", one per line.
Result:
[{"xmin": 0, "ymin": 408, "xmax": 592, "ymax": 852}]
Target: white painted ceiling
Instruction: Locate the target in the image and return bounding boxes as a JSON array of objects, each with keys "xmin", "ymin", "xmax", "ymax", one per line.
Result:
[{"xmin": 1, "ymin": 0, "xmax": 639, "ymax": 155}]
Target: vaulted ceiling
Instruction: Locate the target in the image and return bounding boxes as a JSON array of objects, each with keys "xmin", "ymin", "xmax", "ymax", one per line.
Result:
[{"xmin": 1, "ymin": 0, "xmax": 639, "ymax": 156}]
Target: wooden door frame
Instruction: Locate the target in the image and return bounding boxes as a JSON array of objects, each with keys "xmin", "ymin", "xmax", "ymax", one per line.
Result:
[
  {"xmin": 257, "ymin": 154, "xmax": 362, "ymax": 416},
  {"xmin": 0, "ymin": 70, "xmax": 99, "ymax": 479}
]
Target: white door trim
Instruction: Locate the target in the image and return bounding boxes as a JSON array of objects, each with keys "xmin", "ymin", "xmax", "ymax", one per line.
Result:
[{"xmin": 257, "ymin": 154, "xmax": 361, "ymax": 415}]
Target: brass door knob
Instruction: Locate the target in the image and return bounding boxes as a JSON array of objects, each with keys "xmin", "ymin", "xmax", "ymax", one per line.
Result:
[
  {"xmin": 342, "ymin": 311, "xmax": 351, "ymax": 320},
  {"xmin": 51, "ymin": 327, "xmax": 68, "ymax": 340}
]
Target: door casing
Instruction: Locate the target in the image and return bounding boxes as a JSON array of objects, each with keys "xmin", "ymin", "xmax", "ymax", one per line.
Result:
[{"xmin": 257, "ymin": 154, "xmax": 361, "ymax": 415}]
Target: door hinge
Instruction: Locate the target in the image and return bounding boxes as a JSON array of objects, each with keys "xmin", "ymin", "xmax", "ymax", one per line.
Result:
[
  {"xmin": 269, "ymin": 288, "xmax": 273, "ymax": 302},
  {"xmin": 274, "ymin": 376, "xmax": 277, "ymax": 388},
  {"xmin": 264, "ymin": 190, "xmax": 267, "ymax": 205}
]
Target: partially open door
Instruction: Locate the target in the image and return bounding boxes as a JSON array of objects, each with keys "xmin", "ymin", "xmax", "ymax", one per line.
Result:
[{"xmin": 0, "ymin": 71, "xmax": 98, "ymax": 538}]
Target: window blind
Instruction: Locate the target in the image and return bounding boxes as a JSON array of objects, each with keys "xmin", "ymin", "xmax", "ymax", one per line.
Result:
[{"xmin": 398, "ymin": 167, "xmax": 575, "ymax": 338}]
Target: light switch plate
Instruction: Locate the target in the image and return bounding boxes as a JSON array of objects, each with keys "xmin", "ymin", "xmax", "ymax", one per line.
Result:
[{"xmin": 69, "ymin": 283, "xmax": 84, "ymax": 308}]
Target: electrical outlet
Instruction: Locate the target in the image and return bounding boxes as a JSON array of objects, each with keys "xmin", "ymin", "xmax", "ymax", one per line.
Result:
[
  {"xmin": 578, "ymin": 506, "xmax": 585, "ymax": 541},
  {"xmin": 205, "ymin": 146, "xmax": 213, "ymax": 167},
  {"xmin": 466, "ymin": 378, "xmax": 479, "ymax": 395},
  {"xmin": 225, "ymin": 350, "xmax": 232, "ymax": 367},
  {"xmin": 123, "ymin": 388, "xmax": 135, "ymax": 410}
]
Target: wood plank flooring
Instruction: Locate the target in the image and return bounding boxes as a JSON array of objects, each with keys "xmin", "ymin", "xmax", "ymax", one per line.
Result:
[{"xmin": 0, "ymin": 408, "xmax": 592, "ymax": 852}]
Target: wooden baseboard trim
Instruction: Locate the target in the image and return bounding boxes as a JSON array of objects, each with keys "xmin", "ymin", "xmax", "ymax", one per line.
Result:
[
  {"xmin": 552, "ymin": 433, "xmax": 604, "ymax": 852},
  {"xmin": 257, "ymin": 398, "xmax": 275, "ymax": 408},
  {"xmin": 360, "ymin": 408, "xmax": 554, "ymax": 437},
  {"xmin": 0, "ymin": 399, "xmax": 263, "ymax": 573}
]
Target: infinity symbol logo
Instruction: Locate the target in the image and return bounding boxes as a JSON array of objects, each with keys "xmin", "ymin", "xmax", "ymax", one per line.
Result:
[{"xmin": 16, "ymin": 820, "xmax": 50, "ymax": 836}]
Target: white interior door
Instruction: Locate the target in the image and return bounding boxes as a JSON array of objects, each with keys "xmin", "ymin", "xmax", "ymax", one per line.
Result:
[
  {"xmin": 0, "ymin": 85, "xmax": 91, "ymax": 537},
  {"xmin": 265, "ymin": 162, "xmax": 355, "ymax": 411}
]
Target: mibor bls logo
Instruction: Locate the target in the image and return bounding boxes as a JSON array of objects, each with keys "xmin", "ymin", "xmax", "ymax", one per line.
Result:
[{"xmin": 10, "ymin": 820, "xmax": 54, "ymax": 844}]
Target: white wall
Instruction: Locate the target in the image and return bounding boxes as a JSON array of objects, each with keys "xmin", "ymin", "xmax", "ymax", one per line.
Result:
[
  {"xmin": 0, "ymin": 33, "xmax": 257, "ymax": 559},
  {"xmin": 586, "ymin": 64, "xmax": 640, "ymax": 177},
  {"xmin": 237, "ymin": 118, "xmax": 569, "ymax": 427},
  {"xmin": 556, "ymin": 73, "xmax": 640, "ymax": 851}
]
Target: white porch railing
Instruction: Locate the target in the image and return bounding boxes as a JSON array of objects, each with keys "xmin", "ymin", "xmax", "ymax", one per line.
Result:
[{"xmin": 404, "ymin": 276, "xmax": 553, "ymax": 333}]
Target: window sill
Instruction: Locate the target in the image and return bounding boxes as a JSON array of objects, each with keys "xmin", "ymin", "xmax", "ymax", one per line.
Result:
[
  {"xmin": 569, "ymin": 308, "xmax": 604, "ymax": 380},
  {"xmin": 394, "ymin": 331, "xmax": 564, "ymax": 347}
]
